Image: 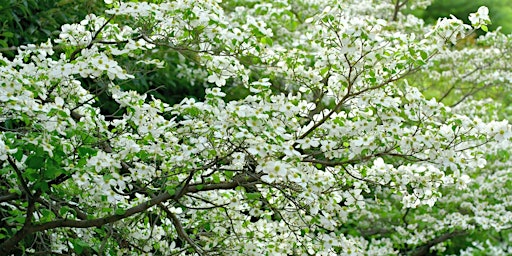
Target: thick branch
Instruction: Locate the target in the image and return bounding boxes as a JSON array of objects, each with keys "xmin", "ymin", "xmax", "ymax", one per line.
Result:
[
  {"xmin": 0, "ymin": 173, "xmax": 261, "ymax": 254},
  {"xmin": 7, "ymin": 156, "xmax": 33, "ymax": 199},
  {"xmin": 0, "ymin": 191, "xmax": 41, "ymax": 255},
  {"xmin": 410, "ymin": 230, "xmax": 467, "ymax": 256},
  {"xmin": 0, "ymin": 192, "xmax": 20, "ymax": 203},
  {"xmin": 182, "ymin": 173, "xmax": 262, "ymax": 196},
  {"xmin": 392, "ymin": 0, "xmax": 408, "ymax": 22},
  {"xmin": 158, "ymin": 203, "xmax": 204, "ymax": 255},
  {"xmin": 28, "ymin": 191, "xmax": 171, "ymax": 232}
]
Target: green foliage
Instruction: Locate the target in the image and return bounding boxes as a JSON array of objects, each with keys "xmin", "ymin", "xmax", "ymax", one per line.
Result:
[
  {"xmin": 118, "ymin": 50, "xmax": 207, "ymax": 106},
  {"xmin": 422, "ymin": 0, "xmax": 512, "ymax": 34},
  {"xmin": 0, "ymin": 0, "xmax": 105, "ymax": 55}
]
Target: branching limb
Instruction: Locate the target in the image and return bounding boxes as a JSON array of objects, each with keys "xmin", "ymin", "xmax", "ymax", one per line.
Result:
[
  {"xmin": 158, "ymin": 203, "xmax": 205, "ymax": 256},
  {"xmin": 410, "ymin": 230, "xmax": 467, "ymax": 256},
  {"xmin": 7, "ymin": 156, "xmax": 32, "ymax": 199},
  {"xmin": 0, "ymin": 192, "xmax": 20, "ymax": 203}
]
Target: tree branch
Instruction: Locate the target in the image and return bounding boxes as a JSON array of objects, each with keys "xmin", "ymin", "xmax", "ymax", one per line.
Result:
[
  {"xmin": 7, "ymin": 156, "xmax": 32, "ymax": 199},
  {"xmin": 158, "ymin": 203, "xmax": 204, "ymax": 255},
  {"xmin": 410, "ymin": 230, "xmax": 467, "ymax": 256},
  {"xmin": 69, "ymin": 15, "xmax": 116, "ymax": 61},
  {"xmin": 0, "ymin": 173, "xmax": 261, "ymax": 254},
  {"xmin": 0, "ymin": 192, "xmax": 20, "ymax": 203}
]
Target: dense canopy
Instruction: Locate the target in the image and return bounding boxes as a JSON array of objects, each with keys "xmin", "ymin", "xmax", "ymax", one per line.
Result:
[{"xmin": 1, "ymin": 0, "xmax": 511, "ymax": 255}]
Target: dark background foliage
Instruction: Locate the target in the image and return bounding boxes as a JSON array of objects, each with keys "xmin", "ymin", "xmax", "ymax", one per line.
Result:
[
  {"xmin": 0, "ymin": 0, "xmax": 104, "ymax": 53},
  {"xmin": 0, "ymin": 0, "xmax": 205, "ymax": 118},
  {"xmin": 421, "ymin": 0, "xmax": 512, "ymax": 34}
]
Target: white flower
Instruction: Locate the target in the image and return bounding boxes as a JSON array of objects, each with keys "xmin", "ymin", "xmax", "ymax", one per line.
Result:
[
  {"xmin": 258, "ymin": 161, "xmax": 288, "ymax": 183},
  {"xmin": 469, "ymin": 6, "xmax": 491, "ymax": 28},
  {"xmin": 206, "ymin": 87, "xmax": 226, "ymax": 97},
  {"xmin": 207, "ymin": 73, "xmax": 227, "ymax": 86},
  {"xmin": 456, "ymin": 174, "xmax": 471, "ymax": 190},
  {"xmin": 54, "ymin": 97, "xmax": 64, "ymax": 107},
  {"xmin": 296, "ymin": 137, "xmax": 320, "ymax": 150},
  {"xmin": 0, "ymin": 137, "xmax": 17, "ymax": 161}
]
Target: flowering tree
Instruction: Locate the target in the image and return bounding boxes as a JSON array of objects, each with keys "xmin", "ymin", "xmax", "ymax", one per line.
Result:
[{"xmin": 1, "ymin": 0, "xmax": 511, "ymax": 255}]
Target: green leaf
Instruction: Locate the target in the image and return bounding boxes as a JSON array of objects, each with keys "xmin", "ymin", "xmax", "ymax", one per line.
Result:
[
  {"xmin": 26, "ymin": 156, "xmax": 45, "ymax": 169},
  {"xmin": 14, "ymin": 216, "xmax": 26, "ymax": 224},
  {"xmin": 246, "ymin": 192, "xmax": 261, "ymax": 200},
  {"xmin": 115, "ymin": 208, "xmax": 126, "ymax": 215},
  {"xmin": 212, "ymin": 174, "xmax": 221, "ymax": 183},
  {"xmin": 481, "ymin": 25, "xmax": 488, "ymax": 32},
  {"xmin": 420, "ymin": 50, "xmax": 428, "ymax": 60},
  {"xmin": 24, "ymin": 168, "xmax": 40, "ymax": 181},
  {"xmin": 2, "ymin": 31, "xmax": 14, "ymax": 37},
  {"xmin": 497, "ymin": 149, "xmax": 510, "ymax": 162},
  {"xmin": 59, "ymin": 206, "xmax": 75, "ymax": 217},
  {"xmin": 40, "ymin": 208, "xmax": 55, "ymax": 222},
  {"xmin": 166, "ymin": 187, "xmax": 176, "ymax": 196},
  {"xmin": 12, "ymin": 149, "xmax": 24, "ymax": 162},
  {"xmin": 72, "ymin": 239, "xmax": 89, "ymax": 254},
  {"xmin": 415, "ymin": 59, "xmax": 426, "ymax": 66},
  {"xmin": 260, "ymin": 36, "xmax": 273, "ymax": 46},
  {"xmin": 225, "ymin": 171, "xmax": 234, "ymax": 179},
  {"xmin": 78, "ymin": 147, "xmax": 96, "ymax": 158},
  {"xmin": 101, "ymin": 207, "xmax": 112, "ymax": 213},
  {"xmin": 44, "ymin": 159, "xmax": 62, "ymax": 179},
  {"xmin": 33, "ymin": 181, "xmax": 49, "ymax": 193}
]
